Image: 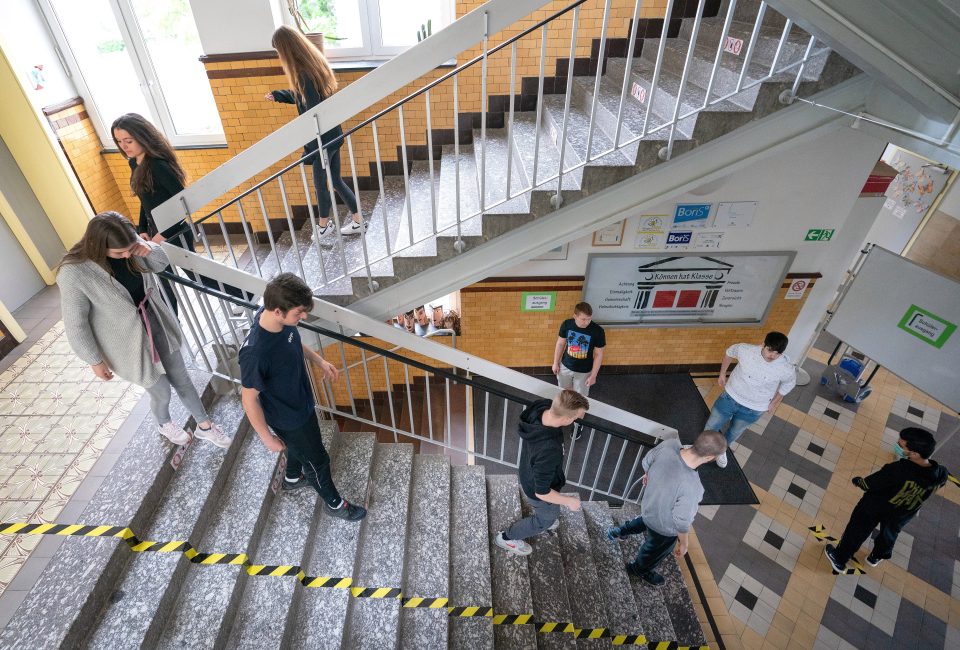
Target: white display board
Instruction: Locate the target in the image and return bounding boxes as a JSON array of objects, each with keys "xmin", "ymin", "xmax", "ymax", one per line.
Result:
[
  {"xmin": 583, "ymin": 252, "xmax": 794, "ymax": 326},
  {"xmin": 826, "ymin": 247, "xmax": 960, "ymax": 412}
]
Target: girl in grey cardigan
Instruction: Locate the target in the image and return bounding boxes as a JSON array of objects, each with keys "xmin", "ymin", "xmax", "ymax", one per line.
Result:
[{"xmin": 58, "ymin": 212, "xmax": 231, "ymax": 448}]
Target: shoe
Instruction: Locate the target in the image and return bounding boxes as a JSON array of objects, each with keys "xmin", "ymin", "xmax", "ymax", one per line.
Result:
[
  {"xmin": 339, "ymin": 219, "xmax": 367, "ymax": 235},
  {"xmin": 716, "ymin": 451, "xmax": 728, "ymax": 469},
  {"xmin": 194, "ymin": 423, "xmax": 231, "ymax": 448},
  {"xmin": 865, "ymin": 554, "xmax": 883, "ymax": 568},
  {"xmin": 494, "ymin": 531, "xmax": 532, "ymax": 556},
  {"xmin": 547, "ymin": 519, "xmax": 560, "ymax": 532},
  {"xmin": 626, "ymin": 564, "xmax": 664, "ymax": 585},
  {"xmin": 571, "ymin": 424, "xmax": 583, "ymax": 441},
  {"xmin": 282, "ymin": 475, "xmax": 310, "ymax": 492},
  {"xmin": 824, "ymin": 544, "xmax": 847, "ymax": 573},
  {"xmin": 325, "ymin": 498, "xmax": 367, "ymax": 521},
  {"xmin": 317, "ymin": 222, "xmax": 331, "ymax": 235},
  {"xmin": 607, "ymin": 526, "xmax": 622, "ymax": 541},
  {"xmin": 158, "ymin": 422, "xmax": 191, "ymax": 446}
]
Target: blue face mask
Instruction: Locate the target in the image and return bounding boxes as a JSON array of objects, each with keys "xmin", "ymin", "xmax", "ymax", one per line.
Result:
[{"xmin": 893, "ymin": 442, "xmax": 908, "ymax": 459}]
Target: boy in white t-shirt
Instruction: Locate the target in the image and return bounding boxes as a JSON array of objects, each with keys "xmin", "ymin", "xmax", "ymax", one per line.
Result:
[{"xmin": 705, "ymin": 331, "xmax": 797, "ymax": 468}]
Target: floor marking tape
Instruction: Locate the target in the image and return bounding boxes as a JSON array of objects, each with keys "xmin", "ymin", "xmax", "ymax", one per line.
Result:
[
  {"xmin": 1, "ymin": 521, "xmax": 708, "ymax": 647},
  {"xmin": 808, "ymin": 523, "xmax": 866, "ymax": 575}
]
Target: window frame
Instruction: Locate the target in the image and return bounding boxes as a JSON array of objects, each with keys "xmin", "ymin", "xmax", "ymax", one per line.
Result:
[{"xmin": 35, "ymin": 0, "xmax": 226, "ymax": 149}]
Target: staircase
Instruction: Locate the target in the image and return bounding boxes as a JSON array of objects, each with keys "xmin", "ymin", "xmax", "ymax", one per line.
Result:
[
  {"xmin": 177, "ymin": 0, "xmax": 858, "ymax": 310},
  {"xmin": 0, "ymin": 388, "xmax": 707, "ymax": 648}
]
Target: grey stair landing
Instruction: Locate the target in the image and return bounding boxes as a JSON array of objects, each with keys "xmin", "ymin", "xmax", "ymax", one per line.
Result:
[
  {"xmin": 449, "ymin": 465, "xmax": 494, "ymax": 650},
  {"xmin": 343, "ymin": 442, "xmax": 415, "ymax": 649},
  {"xmin": 398, "ymin": 454, "xmax": 452, "ymax": 648}
]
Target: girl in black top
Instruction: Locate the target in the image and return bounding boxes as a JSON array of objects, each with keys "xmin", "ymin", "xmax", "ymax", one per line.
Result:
[
  {"xmin": 111, "ymin": 113, "xmax": 250, "ymax": 314},
  {"xmin": 265, "ymin": 25, "xmax": 365, "ymax": 237}
]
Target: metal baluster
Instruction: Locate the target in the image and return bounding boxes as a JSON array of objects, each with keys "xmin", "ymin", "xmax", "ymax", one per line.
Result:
[
  {"xmin": 585, "ymin": 0, "xmax": 612, "ymax": 163},
  {"xmin": 319, "ymin": 146, "xmax": 351, "ymax": 281},
  {"xmin": 565, "ymin": 424, "xmax": 578, "ymax": 475},
  {"xmin": 703, "ymin": 0, "xmax": 738, "ymax": 108},
  {"xmin": 789, "ymin": 35, "xmax": 817, "ymax": 98},
  {"xmin": 499, "ymin": 397, "xmax": 508, "ymax": 462},
  {"xmin": 425, "ymin": 90, "xmax": 438, "ymax": 236},
  {"xmin": 445, "ymin": 377, "xmax": 452, "ymax": 446},
  {"xmin": 483, "ymin": 392, "xmax": 490, "ymax": 457},
  {"xmin": 371, "ymin": 121, "xmax": 392, "ymax": 257},
  {"xmin": 614, "ymin": 0, "xmax": 643, "ymax": 149},
  {"xmin": 621, "ymin": 446, "xmax": 644, "ymax": 501},
  {"xmin": 193, "ymin": 223, "xmax": 239, "ymax": 331},
  {"xmin": 735, "ymin": 1, "xmax": 767, "ymax": 94},
  {"xmin": 588, "ymin": 435, "xmax": 612, "ymax": 500},
  {"xmin": 214, "ymin": 210, "xmax": 239, "ymax": 269},
  {"xmin": 276, "ymin": 175, "xmax": 307, "ymax": 278},
  {"xmin": 171, "ymin": 280, "xmax": 212, "ymax": 372},
  {"xmin": 464, "ymin": 382, "xmax": 470, "ymax": 456},
  {"xmin": 347, "ymin": 135, "xmax": 377, "ymax": 293},
  {"xmin": 642, "ymin": 0, "xmax": 675, "ymax": 137},
  {"xmin": 577, "ymin": 429, "xmax": 597, "ymax": 485},
  {"xmin": 425, "ymin": 372, "xmax": 434, "ymax": 441},
  {"xmin": 552, "ymin": 5, "xmax": 580, "ymax": 209},
  {"xmin": 403, "ymin": 364, "xmax": 416, "ymax": 437},
  {"xmin": 605, "ymin": 438, "xmax": 628, "ymax": 496},
  {"xmin": 299, "ymin": 162, "xmax": 329, "ymax": 286},
  {"xmin": 479, "ymin": 14, "xmax": 489, "ymax": 213},
  {"xmin": 505, "ymin": 42, "xmax": 517, "ymax": 200},
  {"xmin": 452, "ymin": 75, "xmax": 464, "ymax": 252},
  {"xmin": 531, "ymin": 25, "xmax": 547, "ymax": 187},
  {"xmin": 235, "ymin": 200, "xmax": 261, "ymax": 277},
  {"xmin": 768, "ymin": 18, "xmax": 793, "ymax": 76},
  {"xmin": 360, "ymin": 348, "xmax": 376, "ymax": 424},
  {"xmin": 336, "ymin": 335, "xmax": 356, "ymax": 416},
  {"xmin": 398, "ymin": 106, "xmax": 415, "ymax": 251},
  {"xmin": 662, "ymin": 0, "xmax": 706, "ymax": 161},
  {"xmin": 256, "ymin": 189, "xmax": 282, "ymax": 270},
  {"xmin": 383, "ymin": 357, "xmax": 397, "ymax": 442}
]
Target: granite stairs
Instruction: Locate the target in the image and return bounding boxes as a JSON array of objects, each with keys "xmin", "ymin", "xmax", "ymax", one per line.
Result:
[
  {"xmin": 0, "ymin": 396, "xmax": 707, "ymax": 648},
  {"xmin": 223, "ymin": 1, "xmax": 856, "ymax": 307}
]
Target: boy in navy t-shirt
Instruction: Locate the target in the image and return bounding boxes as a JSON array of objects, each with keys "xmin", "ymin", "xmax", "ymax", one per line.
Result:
[{"xmin": 239, "ymin": 273, "xmax": 366, "ymax": 521}]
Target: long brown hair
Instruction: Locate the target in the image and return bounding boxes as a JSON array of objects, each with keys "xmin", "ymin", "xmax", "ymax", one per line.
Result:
[
  {"xmin": 271, "ymin": 26, "xmax": 338, "ymax": 102},
  {"xmin": 111, "ymin": 113, "xmax": 186, "ymax": 197},
  {"xmin": 59, "ymin": 211, "xmax": 145, "ymax": 274}
]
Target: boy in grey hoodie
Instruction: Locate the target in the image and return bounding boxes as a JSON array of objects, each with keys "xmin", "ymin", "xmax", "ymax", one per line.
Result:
[
  {"xmin": 495, "ymin": 389, "xmax": 590, "ymax": 556},
  {"xmin": 608, "ymin": 430, "xmax": 726, "ymax": 585}
]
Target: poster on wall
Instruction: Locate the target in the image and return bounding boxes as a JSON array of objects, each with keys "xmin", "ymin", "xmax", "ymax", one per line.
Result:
[
  {"xmin": 592, "ymin": 221, "xmax": 625, "ymax": 246},
  {"xmin": 885, "ymin": 150, "xmax": 950, "ymax": 215},
  {"xmin": 583, "ymin": 251, "xmax": 795, "ymax": 326},
  {"xmin": 634, "ymin": 215, "xmax": 669, "ymax": 249},
  {"xmin": 714, "ymin": 201, "xmax": 757, "ymax": 228}
]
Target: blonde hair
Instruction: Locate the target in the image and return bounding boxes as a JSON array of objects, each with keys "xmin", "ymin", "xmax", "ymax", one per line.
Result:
[
  {"xmin": 271, "ymin": 25, "xmax": 338, "ymax": 102},
  {"xmin": 552, "ymin": 389, "xmax": 589, "ymax": 418}
]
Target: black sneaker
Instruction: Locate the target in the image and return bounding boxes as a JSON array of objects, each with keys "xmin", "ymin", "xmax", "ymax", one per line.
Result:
[
  {"xmin": 325, "ymin": 499, "xmax": 367, "ymax": 521},
  {"xmin": 626, "ymin": 564, "xmax": 665, "ymax": 586},
  {"xmin": 571, "ymin": 424, "xmax": 583, "ymax": 441},
  {"xmin": 824, "ymin": 544, "xmax": 847, "ymax": 573},
  {"xmin": 281, "ymin": 475, "xmax": 310, "ymax": 492},
  {"xmin": 865, "ymin": 554, "xmax": 883, "ymax": 568}
]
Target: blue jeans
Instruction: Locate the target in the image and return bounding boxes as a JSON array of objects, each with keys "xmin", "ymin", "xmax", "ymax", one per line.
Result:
[
  {"xmin": 704, "ymin": 391, "xmax": 765, "ymax": 445},
  {"xmin": 620, "ymin": 516, "xmax": 677, "ymax": 575}
]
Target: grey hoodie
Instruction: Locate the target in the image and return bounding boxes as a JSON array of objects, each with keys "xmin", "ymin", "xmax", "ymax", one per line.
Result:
[{"xmin": 640, "ymin": 439, "xmax": 704, "ymax": 537}]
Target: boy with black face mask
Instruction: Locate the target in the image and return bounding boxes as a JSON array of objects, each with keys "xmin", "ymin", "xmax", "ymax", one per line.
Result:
[{"xmin": 825, "ymin": 427, "xmax": 948, "ymax": 572}]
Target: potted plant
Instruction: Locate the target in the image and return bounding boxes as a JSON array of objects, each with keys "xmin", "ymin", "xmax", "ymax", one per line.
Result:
[{"xmin": 286, "ymin": 0, "xmax": 344, "ymax": 52}]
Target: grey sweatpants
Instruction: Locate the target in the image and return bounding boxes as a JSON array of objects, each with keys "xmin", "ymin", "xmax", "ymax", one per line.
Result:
[
  {"xmin": 505, "ymin": 498, "xmax": 561, "ymax": 541},
  {"xmin": 143, "ymin": 309, "xmax": 208, "ymax": 426}
]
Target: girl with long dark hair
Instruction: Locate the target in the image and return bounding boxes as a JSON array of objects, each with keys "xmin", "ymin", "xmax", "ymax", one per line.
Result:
[
  {"xmin": 265, "ymin": 25, "xmax": 366, "ymax": 236},
  {"xmin": 59, "ymin": 211, "xmax": 231, "ymax": 448}
]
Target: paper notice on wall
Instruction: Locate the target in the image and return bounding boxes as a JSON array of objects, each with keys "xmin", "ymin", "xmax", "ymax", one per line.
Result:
[
  {"xmin": 893, "ymin": 204, "xmax": 906, "ymax": 219},
  {"xmin": 635, "ymin": 215, "xmax": 669, "ymax": 249},
  {"xmin": 785, "ymin": 278, "xmax": 809, "ymax": 299},
  {"xmin": 883, "ymin": 198, "xmax": 896, "ymax": 211},
  {"xmin": 693, "ymin": 231, "xmax": 725, "ymax": 248},
  {"xmin": 714, "ymin": 201, "xmax": 757, "ymax": 228}
]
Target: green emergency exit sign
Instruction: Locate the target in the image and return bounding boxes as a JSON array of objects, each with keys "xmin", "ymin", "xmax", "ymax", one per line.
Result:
[{"xmin": 804, "ymin": 229, "xmax": 835, "ymax": 241}]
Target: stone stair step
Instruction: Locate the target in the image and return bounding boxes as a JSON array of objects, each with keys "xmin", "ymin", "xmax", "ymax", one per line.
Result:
[
  {"xmin": 398, "ymin": 453, "xmax": 452, "ymax": 648},
  {"xmin": 226, "ymin": 423, "xmax": 338, "ymax": 649},
  {"xmin": 85, "ymin": 394, "xmax": 248, "ymax": 649},
  {"xmin": 0, "ymin": 370, "xmax": 215, "ymax": 648},
  {"xmin": 510, "ymin": 112, "xmax": 581, "ymax": 192},
  {"xmin": 343, "ymin": 442, "xmax": 415, "ymax": 649},
  {"xmin": 555, "ymin": 505, "xmax": 611, "ymax": 650},
  {"xmin": 436, "ymin": 144, "xmax": 485, "ymax": 238},
  {"xmin": 579, "ymin": 501, "xmax": 647, "ymax": 641},
  {"xmin": 542, "ymin": 95, "xmax": 635, "ymax": 171},
  {"xmin": 390, "ymin": 160, "xmax": 441, "ymax": 257},
  {"xmin": 156, "ymin": 420, "xmax": 279, "ymax": 649},
  {"xmin": 484, "ymin": 474, "xmax": 537, "ymax": 650},
  {"xmin": 287, "ymin": 431, "xmax": 376, "ymax": 649},
  {"xmin": 471, "ymin": 127, "xmax": 531, "ymax": 215},
  {"xmin": 449, "ymin": 464, "xmax": 494, "ymax": 649},
  {"xmin": 519, "ymin": 494, "xmax": 577, "ymax": 650},
  {"xmin": 682, "ymin": 17, "xmax": 814, "ymax": 67},
  {"xmin": 616, "ymin": 503, "xmax": 706, "ymax": 646}
]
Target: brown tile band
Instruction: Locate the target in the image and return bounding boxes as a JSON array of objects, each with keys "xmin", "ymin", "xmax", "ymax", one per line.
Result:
[
  {"xmin": 47, "ymin": 111, "xmax": 90, "ymax": 132},
  {"xmin": 42, "ymin": 96, "xmax": 84, "ymax": 116},
  {"xmin": 207, "ymin": 66, "xmax": 286, "ymax": 80},
  {"xmin": 460, "ymin": 285, "xmax": 584, "ymax": 293}
]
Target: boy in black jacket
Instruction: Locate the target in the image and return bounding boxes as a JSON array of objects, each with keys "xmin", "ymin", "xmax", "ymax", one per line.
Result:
[
  {"xmin": 495, "ymin": 389, "xmax": 589, "ymax": 556},
  {"xmin": 826, "ymin": 427, "xmax": 948, "ymax": 572}
]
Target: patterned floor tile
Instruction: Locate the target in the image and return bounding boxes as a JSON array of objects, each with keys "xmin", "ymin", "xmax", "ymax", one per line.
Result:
[
  {"xmin": 768, "ymin": 467, "xmax": 827, "ymax": 517},
  {"xmin": 809, "ymin": 396, "xmax": 856, "ymax": 433},
  {"xmin": 743, "ymin": 511, "xmax": 807, "ymax": 572},
  {"xmin": 789, "ymin": 428, "xmax": 842, "ymax": 471},
  {"xmin": 890, "ymin": 395, "xmax": 941, "ymax": 431},
  {"xmin": 717, "ymin": 563, "xmax": 782, "ymax": 636}
]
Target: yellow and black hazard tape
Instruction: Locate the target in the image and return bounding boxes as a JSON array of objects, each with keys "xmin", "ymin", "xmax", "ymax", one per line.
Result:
[
  {"xmin": 948, "ymin": 474, "xmax": 959, "ymax": 487},
  {"xmin": 808, "ymin": 524, "xmax": 865, "ymax": 575},
  {"xmin": 1, "ymin": 522, "xmax": 708, "ymax": 648}
]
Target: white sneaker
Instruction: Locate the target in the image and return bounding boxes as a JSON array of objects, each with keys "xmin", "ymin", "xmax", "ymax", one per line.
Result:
[
  {"xmin": 159, "ymin": 422, "xmax": 191, "ymax": 446},
  {"xmin": 547, "ymin": 519, "xmax": 560, "ymax": 532},
  {"xmin": 317, "ymin": 222, "xmax": 331, "ymax": 236},
  {"xmin": 195, "ymin": 422, "xmax": 231, "ymax": 448},
  {"xmin": 339, "ymin": 219, "xmax": 367, "ymax": 235},
  {"xmin": 494, "ymin": 531, "xmax": 532, "ymax": 556},
  {"xmin": 716, "ymin": 451, "xmax": 728, "ymax": 468}
]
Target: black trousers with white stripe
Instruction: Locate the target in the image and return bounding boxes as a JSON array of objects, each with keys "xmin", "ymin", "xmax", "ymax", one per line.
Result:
[{"xmin": 273, "ymin": 414, "xmax": 342, "ymax": 508}]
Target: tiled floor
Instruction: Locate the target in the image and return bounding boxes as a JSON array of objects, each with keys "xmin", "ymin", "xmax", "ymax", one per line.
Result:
[{"xmin": 679, "ymin": 340, "xmax": 960, "ymax": 649}]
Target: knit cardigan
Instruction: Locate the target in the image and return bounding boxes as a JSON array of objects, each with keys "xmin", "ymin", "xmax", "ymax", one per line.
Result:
[{"xmin": 59, "ymin": 243, "xmax": 183, "ymax": 388}]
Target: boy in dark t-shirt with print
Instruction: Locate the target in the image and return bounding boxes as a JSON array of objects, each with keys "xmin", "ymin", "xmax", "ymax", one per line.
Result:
[
  {"xmin": 552, "ymin": 302, "xmax": 605, "ymax": 438},
  {"xmin": 239, "ymin": 273, "xmax": 366, "ymax": 522}
]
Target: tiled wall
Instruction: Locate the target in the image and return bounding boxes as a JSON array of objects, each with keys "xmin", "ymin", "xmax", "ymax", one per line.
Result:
[{"xmin": 42, "ymin": 0, "xmax": 704, "ymax": 233}]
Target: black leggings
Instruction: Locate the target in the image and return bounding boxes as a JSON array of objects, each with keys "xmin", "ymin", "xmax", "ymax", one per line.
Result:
[
  {"xmin": 159, "ymin": 228, "xmax": 253, "ymax": 316},
  {"xmin": 311, "ymin": 147, "xmax": 358, "ymax": 219}
]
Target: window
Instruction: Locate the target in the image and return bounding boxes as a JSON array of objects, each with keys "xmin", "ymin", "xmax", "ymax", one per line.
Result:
[
  {"xmin": 291, "ymin": 0, "xmax": 454, "ymax": 59},
  {"xmin": 37, "ymin": 0, "xmax": 224, "ymax": 148}
]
